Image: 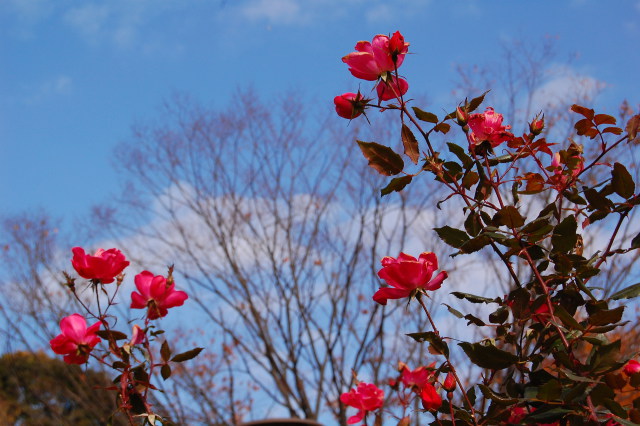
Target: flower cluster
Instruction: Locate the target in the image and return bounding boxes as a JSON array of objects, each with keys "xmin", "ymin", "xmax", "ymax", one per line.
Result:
[
  {"xmin": 50, "ymin": 247, "xmax": 189, "ymax": 365},
  {"xmin": 340, "ymin": 382, "xmax": 384, "ymax": 424},
  {"xmin": 547, "ymin": 143, "xmax": 585, "ymax": 191},
  {"xmin": 395, "ymin": 363, "xmax": 443, "ymax": 411},
  {"xmin": 335, "ymin": 31, "xmax": 410, "ymax": 119}
]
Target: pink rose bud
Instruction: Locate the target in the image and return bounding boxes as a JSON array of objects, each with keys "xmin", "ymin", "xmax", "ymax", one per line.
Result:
[
  {"xmin": 334, "ymin": 92, "xmax": 368, "ymax": 119},
  {"xmin": 50, "ymin": 313, "xmax": 101, "ymax": 365},
  {"xmin": 443, "ymin": 372, "xmax": 456, "ymax": 392},
  {"xmin": 388, "ymin": 31, "xmax": 409, "ymax": 65},
  {"xmin": 624, "ymin": 359, "xmax": 640, "ymax": 375},
  {"xmin": 376, "ymin": 76, "xmax": 409, "ymax": 101},
  {"xmin": 456, "ymin": 106, "xmax": 468, "ymax": 126},
  {"xmin": 71, "ymin": 247, "xmax": 130, "ymax": 284},
  {"xmin": 420, "ymin": 383, "xmax": 442, "ymax": 411},
  {"xmin": 130, "ymin": 324, "xmax": 145, "ymax": 345},
  {"xmin": 373, "ymin": 252, "xmax": 447, "ymax": 305},
  {"xmin": 530, "ymin": 114, "xmax": 545, "ymax": 135}
]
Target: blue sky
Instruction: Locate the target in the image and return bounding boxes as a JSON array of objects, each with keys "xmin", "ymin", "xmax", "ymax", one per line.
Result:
[{"xmin": 2, "ymin": 0, "xmax": 639, "ymax": 221}]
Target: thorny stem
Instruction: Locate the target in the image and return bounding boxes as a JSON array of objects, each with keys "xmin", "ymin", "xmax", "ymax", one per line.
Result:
[
  {"xmin": 417, "ymin": 297, "xmax": 479, "ymax": 425},
  {"xmin": 589, "ymin": 207, "xmax": 631, "ymax": 279},
  {"xmin": 398, "ymin": 104, "xmax": 523, "ymax": 288}
]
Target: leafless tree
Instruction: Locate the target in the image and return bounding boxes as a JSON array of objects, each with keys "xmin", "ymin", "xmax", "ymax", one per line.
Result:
[{"xmin": 86, "ymin": 90, "xmax": 455, "ymax": 424}]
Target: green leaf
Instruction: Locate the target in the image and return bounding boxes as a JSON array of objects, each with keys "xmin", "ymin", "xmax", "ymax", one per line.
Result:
[
  {"xmin": 406, "ymin": 331, "xmax": 449, "ymax": 357},
  {"xmin": 493, "ymin": 206, "xmax": 525, "ymax": 228},
  {"xmin": 357, "ymin": 140, "xmax": 404, "ymax": 176},
  {"xmin": 381, "ymin": 175, "xmax": 412, "ymax": 196},
  {"xmin": 527, "ymin": 407, "xmax": 572, "ymax": 422},
  {"xmin": 584, "ymin": 188, "xmax": 612, "ymax": 211},
  {"xmin": 458, "ymin": 342, "xmax": 518, "ymax": 370},
  {"xmin": 464, "ymin": 313, "xmax": 485, "ymax": 326},
  {"xmin": 604, "ymin": 399, "xmax": 628, "ymax": 419},
  {"xmin": 610, "ymin": 282, "xmax": 640, "ymax": 300},
  {"xmin": 401, "ymin": 124, "xmax": 419, "ymax": 165},
  {"xmin": 459, "ymin": 235, "xmax": 491, "ymax": 254},
  {"xmin": 588, "ymin": 306, "xmax": 625, "ymax": 326},
  {"xmin": 161, "ymin": 364, "xmax": 171, "ymax": 380},
  {"xmin": 554, "ymin": 305, "xmax": 584, "ymax": 331},
  {"xmin": 487, "ymin": 154, "xmax": 514, "ymax": 166},
  {"xmin": 462, "ymin": 171, "xmax": 479, "ymax": 189},
  {"xmin": 171, "ymin": 347, "xmax": 204, "ymax": 363},
  {"xmin": 95, "ymin": 330, "xmax": 128, "ymax": 341},
  {"xmin": 464, "ymin": 211, "xmax": 483, "ymax": 237},
  {"xmin": 412, "ymin": 107, "xmax": 439, "ymax": 123},
  {"xmin": 477, "ymin": 384, "xmax": 517, "ymax": 405},
  {"xmin": 443, "ymin": 304, "xmax": 464, "ymax": 321},
  {"xmin": 466, "ymin": 90, "xmax": 489, "ymax": 112},
  {"xmin": 537, "ymin": 379, "xmax": 562, "ymax": 401},
  {"xmin": 551, "ymin": 215, "xmax": 578, "ymax": 253},
  {"xmin": 489, "ymin": 306, "xmax": 509, "ymax": 324},
  {"xmin": 161, "ymin": 340, "xmax": 171, "ymax": 362},
  {"xmin": 433, "ymin": 226, "xmax": 469, "ymax": 249},
  {"xmin": 611, "ymin": 162, "xmax": 635, "ymax": 199},
  {"xmin": 434, "ymin": 122, "xmax": 451, "ymax": 134},
  {"xmin": 451, "ymin": 292, "xmax": 496, "ymax": 304},
  {"xmin": 447, "ymin": 142, "xmax": 473, "ymax": 169}
]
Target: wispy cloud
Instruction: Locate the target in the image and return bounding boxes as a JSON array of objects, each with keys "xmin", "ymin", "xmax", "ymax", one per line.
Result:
[
  {"xmin": 530, "ymin": 65, "xmax": 605, "ymax": 114},
  {"xmin": 241, "ymin": 0, "xmax": 305, "ymax": 25},
  {"xmin": 235, "ymin": 0, "xmax": 430, "ymax": 27},
  {"xmin": 24, "ymin": 75, "xmax": 73, "ymax": 105}
]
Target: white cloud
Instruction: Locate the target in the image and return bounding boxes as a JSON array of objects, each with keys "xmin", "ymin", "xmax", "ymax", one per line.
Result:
[
  {"xmin": 530, "ymin": 65, "xmax": 605, "ymax": 115},
  {"xmin": 24, "ymin": 75, "xmax": 73, "ymax": 105},
  {"xmin": 63, "ymin": 4, "xmax": 110, "ymax": 39},
  {"xmin": 241, "ymin": 0, "xmax": 305, "ymax": 25}
]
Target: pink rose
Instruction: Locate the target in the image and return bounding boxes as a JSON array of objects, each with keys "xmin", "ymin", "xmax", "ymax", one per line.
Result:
[
  {"xmin": 342, "ymin": 32, "xmax": 409, "ymax": 81},
  {"xmin": 468, "ymin": 107, "xmax": 514, "ymax": 149},
  {"xmin": 340, "ymin": 382, "xmax": 384, "ymax": 425},
  {"xmin": 376, "ymin": 76, "xmax": 409, "ymax": 101},
  {"xmin": 50, "ymin": 313, "xmax": 101, "ymax": 365},
  {"xmin": 130, "ymin": 324, "xmax": 145, "ymax": 345},
  {"xmin": 334, "ymin": 92, "xmax": 368, "ymax": 119},
  {"xmin": 624, "ymin": 359, "xmax": 640, "ymax": 375},
  {"xmin": 130, "ymin": 271, "xmax": 188, "ymax": 320},
  {"xmin": 71, "ymin": 247, "xmax": 130, "ymax": 284},
  {"xmin": 400, "ymin": 364, "xmax": 434, "ymax": 391},
  {"xmin": 419, "ymin": 383, "xmax": 442, "ymax": 411},
  {"xmin": 373, "ymin": 252, "xmax": 447, "ymax": 305}
]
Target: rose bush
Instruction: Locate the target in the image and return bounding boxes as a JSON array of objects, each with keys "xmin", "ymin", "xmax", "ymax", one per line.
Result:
[
  {"xmin": 337, "ymin": 31, "xmax": 640, "ymax": 425},
  {"xmin": 50, "ymin": 248, "xmax": 200, "ymax": 425}
]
